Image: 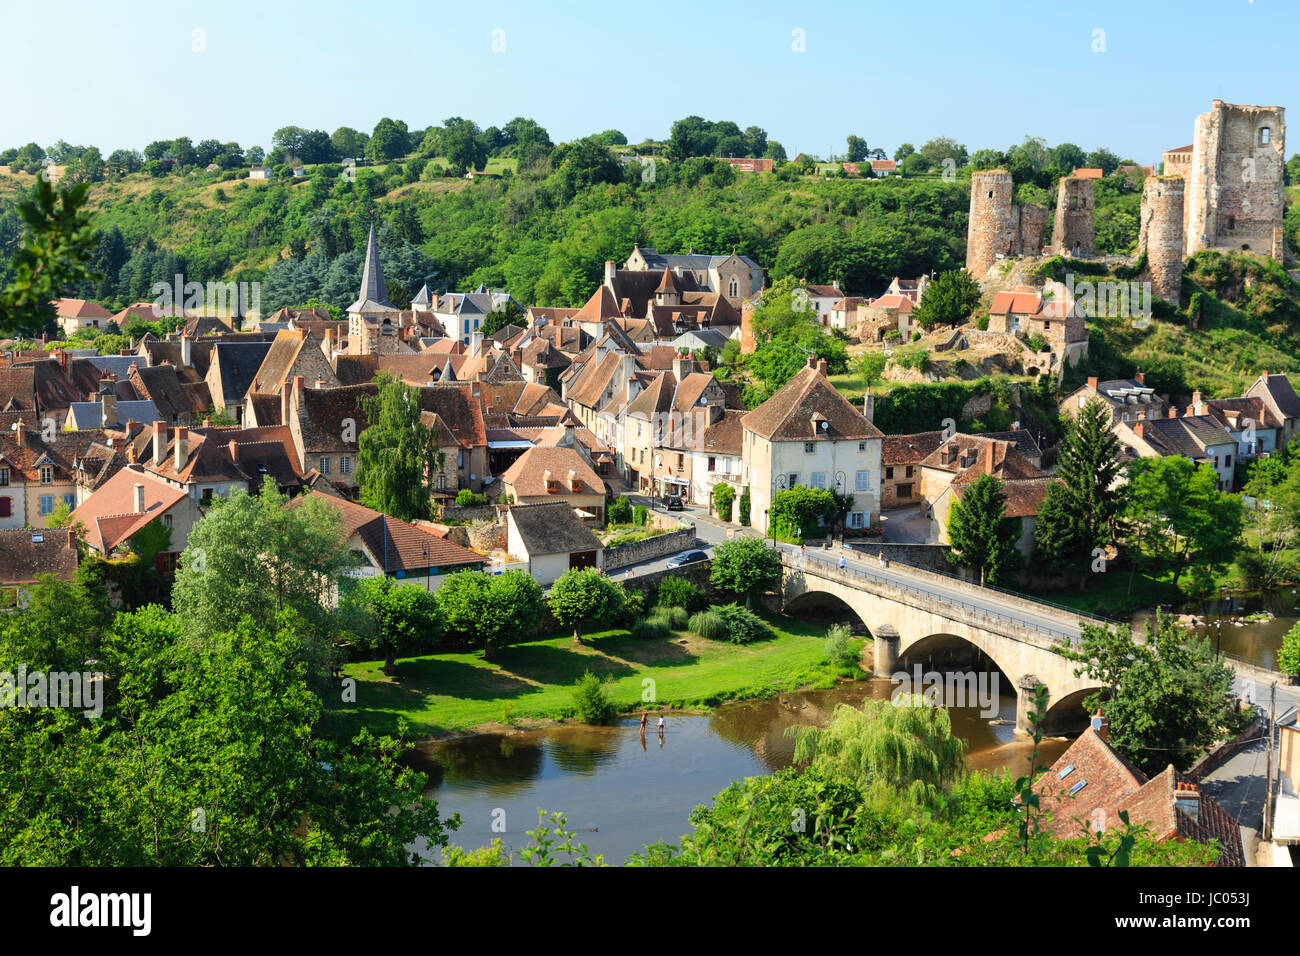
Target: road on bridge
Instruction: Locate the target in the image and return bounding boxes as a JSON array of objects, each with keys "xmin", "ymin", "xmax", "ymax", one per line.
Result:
[{"xmin": 783, "ymin": 541, "xmax": 1088, "ymax": 643}]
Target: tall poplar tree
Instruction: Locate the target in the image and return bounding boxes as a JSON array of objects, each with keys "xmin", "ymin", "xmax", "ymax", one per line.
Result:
[{"xmin": 946, "ymin": 473, "xmax": 1022, "ymax": 585}]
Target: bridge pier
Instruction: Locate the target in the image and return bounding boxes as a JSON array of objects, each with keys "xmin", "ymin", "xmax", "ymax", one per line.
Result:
[
  {"xmin": 1015, "ymin": 674, "xmax": 1046, "ymax": 736},
  {"xmin": 872, "ymin": 624, "xmax": 900, "ymax": 677}
]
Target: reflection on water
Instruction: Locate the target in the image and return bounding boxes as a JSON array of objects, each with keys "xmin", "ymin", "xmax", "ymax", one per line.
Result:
[
  {"xmin": 1134, "ymin": 588, "xmax": 1300, "ymax": 670},
  {"xmin": 411, "ymin": 678, "xmax": 1071, "ymax": 865}
]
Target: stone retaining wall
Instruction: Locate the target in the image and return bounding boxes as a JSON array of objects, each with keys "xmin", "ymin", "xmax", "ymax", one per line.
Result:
[
  {"xmin": 602, "ymin": 526, "xmax": 698, "ymax": 571},
  {"xmin": 841, "ymin": 541, "xmax": 959, "ymax": 575}
]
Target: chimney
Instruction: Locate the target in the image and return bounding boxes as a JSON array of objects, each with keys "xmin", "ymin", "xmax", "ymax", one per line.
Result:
[
  {"xmin": 563, "ymin": 423, "xmax": 576, "ymax": 447},
  {"xmin": 1191, "ymin": 390, "xmax": 1205, "ymax": 416},
  {"xmin": 1087, "ymin": 376, "xmax": 1099, "ymax": 389},
  {"xmin": 626, "ymin": 375, "xmax": 641, "ymax": 400},
  {"xmin": 673, "ymin": 354, "xmax": 692, "ymax": 381},
  {"xmin": 181, "ymin": 335, "xmax": 192, "ymax": 367},
  {"xmin": 1133, "ymin": 420, "xmax": 1145, "ymax": 439},
  {"xmin": 152, "ymin": 421, "xmax": 168, "ymax": 466},
  {"xmin": 1134, "ymin": 371, "xmax": 1145, "ymax": 385},
  {"xmin": 58, "ymin": 348, "xmax": 67, "ymax": 369},
  {"xmin": 862, "ymin": 392, "xmax": 875, "ymax": 424},
  {"xmin": 816, "ymin": 358, "xmax": 828, "ymax": 377},
  {"xmin": 102, "ymin": 393, "xmax": 118, "ymax": 427},
  {"xmin": 806, "ymin": 355, "xmax": 817, "ymax": 370},
  {"xmin": 203, "ymin": 415, "xmax": 212, "ymax": 427},
  {"xmin": 134, "ymin": 482, "xmax": 145, "ymax": 513},
  {"xmin": 14, "ymin": 420, "xmax": 26, "ymax": 448},
  {"xmin": 1168, "ymin": 407, "xmax": 1178, "ymax": 419},
  {"xmin": 174, "ymin": 427, "xmax": 189, "ymax": 470},
  {"xmin": 470, "ymin": 330, "xmax": 483, "ymax": 357},
  {"xmin": 1262, "ymin": 370, "xmax": 1270, "ymax": 382},
  {"xmin": 1174, "ymin": 783, "xmax": 1200, "ymax": 823},
  {"xmin": 604, "ymin": 260, "xmax": 616, "ymax": 283},
  {"xmin": 228, "ymin": 439, "xmax": 239, "ymax": 463},
  {"xmin": 1090, "ymin": 709, "xmax": 1108, "ymax": 740}
]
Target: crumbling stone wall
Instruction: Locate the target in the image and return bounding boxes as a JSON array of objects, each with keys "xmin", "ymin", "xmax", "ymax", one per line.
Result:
[
  {"xmin": 1139, "ymin": 176, "xmax": 1185, "ymax": 305},
  {"xmin": 1185, "ymin": 100, "xmax": 1286, "ymax": 260},
  {"xmin": 1052, "ymin": 177, "xmax": 1095, "ymax": 257}
]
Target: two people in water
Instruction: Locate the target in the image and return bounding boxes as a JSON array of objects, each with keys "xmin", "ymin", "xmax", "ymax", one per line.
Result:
[{"xmin": 639, "ymin": 712, "xmax": 665, "ymax": 735}]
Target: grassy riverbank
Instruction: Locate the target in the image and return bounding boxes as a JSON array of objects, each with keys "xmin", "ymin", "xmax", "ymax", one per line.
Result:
[{"xmin": 325, "ymin": 610, "xmax": 858, "ymax": 739}]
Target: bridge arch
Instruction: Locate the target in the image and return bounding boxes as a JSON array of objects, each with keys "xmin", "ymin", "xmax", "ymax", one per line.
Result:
[{"xmin": 779, "ymin": 557, "xmax": 1107, "ymax": 734}]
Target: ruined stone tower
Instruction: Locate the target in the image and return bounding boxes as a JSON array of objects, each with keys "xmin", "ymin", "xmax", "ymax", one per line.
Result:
[
  {"xmin": 1184, "ymin": 100, "xmax": 1286, "ymax": 260},
  {"xmin": 967, "ymin": 170, "xmax": 1014, "ymax": 279},
  {"xmin": 1052, "ymin": 176, "xmax": 1095, "ymax": 257},
  {"xmin": 1138, "ymin": 176, "xmax": 1185, "ymax": 306},
  {"xmin": 966, "ymin": 170, "xmax": 1048, "ymax": 279}
]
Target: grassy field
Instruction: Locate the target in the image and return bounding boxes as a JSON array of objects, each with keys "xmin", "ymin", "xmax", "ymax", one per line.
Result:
[{"xmin": 325, "ymin": 610, "xmax": 853, "ymax": 739}]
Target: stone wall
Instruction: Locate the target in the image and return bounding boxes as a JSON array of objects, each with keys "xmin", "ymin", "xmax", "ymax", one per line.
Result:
[
  {"xmin": 466, "ymin": 520, "xmax": 507, "ymax": 552},
  {"xmin": 1013, "ymin": 203, "xmax": 1049, "ymax": 258},
  {"xmin": 602, "ymin": 525, "xmax": 698, "ymax": 571},
  {"xmin": 1052, "ymin": 177, "xmax": 1095, "ymax": 257},
  {"xmin": 1139, "ymin": 176, "xmax": 1185, "ymax": 305},
  {"xmin": 440, "ymin": 503, "xmax": 500, "ymax": 524},
  {"xmin": 840, "ymin": 541, "xmax": 959, "ymax": 575}
]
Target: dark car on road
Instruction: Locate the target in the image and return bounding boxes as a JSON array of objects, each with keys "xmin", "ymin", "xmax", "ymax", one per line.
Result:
[
  {"xmin": 665, "ymin": 495, "xmax": 685, "ymax": 511},
  {"xmin": 666, "ymin": 549, "xmax": 708, "ymax": 568}
]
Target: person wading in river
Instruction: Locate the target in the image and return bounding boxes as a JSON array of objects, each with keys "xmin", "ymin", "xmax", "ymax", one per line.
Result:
[{"xmin": 640, "ymin": 712, "xmax": 648, "ymax": 733}]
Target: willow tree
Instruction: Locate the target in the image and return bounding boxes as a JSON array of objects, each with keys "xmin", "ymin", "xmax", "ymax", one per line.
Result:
[
  {"xmin": 355, "ymin": 372, "xmax": 444, "ymax": 521},
  {"xmin": 789, "ymin": 698, "xmax": 967, "ymax": 807}
]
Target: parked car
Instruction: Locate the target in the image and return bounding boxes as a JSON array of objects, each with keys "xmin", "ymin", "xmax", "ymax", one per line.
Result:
[{"xmin": 666, "ymin": 549, "xmax": 708, "ymax": 568}]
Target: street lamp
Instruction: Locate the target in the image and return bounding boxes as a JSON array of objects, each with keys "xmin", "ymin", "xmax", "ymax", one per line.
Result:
[
  {"xmin": 833, "ymin": 470, "xmax": 847, "ymax": 542},
  {"xmin": 421, "ymin": 545, "xmax": 430, "ymax": 592}
]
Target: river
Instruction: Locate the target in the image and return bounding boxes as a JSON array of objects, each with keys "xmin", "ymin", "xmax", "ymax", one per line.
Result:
[
  {"xmin": 412, "ymin": 678, "xmax": 1070, "ymax": 865},
  {"xmin": 1134, "ymin": 587, "xmax": 1300, "ymax": 670}
]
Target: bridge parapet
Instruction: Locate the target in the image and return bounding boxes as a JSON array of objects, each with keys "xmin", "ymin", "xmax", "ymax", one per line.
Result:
[{"xmin": 782, "ymin": 550, "xmax": 1099, "ymax": 647}]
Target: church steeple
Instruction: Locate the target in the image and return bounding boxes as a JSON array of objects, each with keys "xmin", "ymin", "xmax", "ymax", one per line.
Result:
[{"xmin": 348, "ymin": 223, "xmax": 394, "ymax": 313}]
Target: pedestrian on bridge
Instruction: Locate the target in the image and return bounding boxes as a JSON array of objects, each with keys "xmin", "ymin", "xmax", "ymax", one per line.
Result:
[{"xmin": 838, "ymin": 554, "xmax": 846, "ymax": 570}]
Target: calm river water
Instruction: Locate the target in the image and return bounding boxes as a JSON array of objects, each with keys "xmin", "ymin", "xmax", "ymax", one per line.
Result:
[{"xmin": 412, "ymin": 678, "xmax": 1070, "ymax": 864}]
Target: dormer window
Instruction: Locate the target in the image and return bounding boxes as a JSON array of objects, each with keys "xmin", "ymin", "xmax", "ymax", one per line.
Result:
[{"xmin": 39, "ymin": 465, "xmax": 53, "ymax": 484}]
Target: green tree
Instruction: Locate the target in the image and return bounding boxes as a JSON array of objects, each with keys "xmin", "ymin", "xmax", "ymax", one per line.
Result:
[
  {"xmin": 0, "ymin": 178, "xmax": 99, "ymax": 338},
  {"xmin": 1055, "ymin": 610, "xmax": 1245, "ymax": 774},
  {"xmin": 0, "ymin": 608, "xmax": 457, "ymax": 865},
  {"xmin": 709, "ymin": 537, "xmax": 781, "ymax": 608},
  {"xmin": 548, "ymin": 568, "xmax": 626, "ymax": 644},
  {"xmin": 770, "ymin": 485, "xmax": 837, "ymax": 539},
  {"xmin": 571, "ymin": 670, "xmax": 616, "ymax": 724},
  {"xmin": 946, "ymin": 473, "xmax": 1022, "ymax": 585},
  {"xmin": 437, "ymin": 570, "xmax": 544, "ymax": 657},
  {"xmin": 845, "ymin": 135, "xmax": 868, "ymax": 163},
  {"xmin": 854, "ymin": 351, "xmax": 887, "ymax": 390},
  {"xmin": 1122, "ymin": 456, "xmax": 1243, "ymax": 593},
  {"xmin": 356, "ymin": 373, "xmax": 445, "ymax": 521},
  {"xmin": 366, "ymin": 118, "xmax": 410, "ymax": 163},
  {"xmin": 712, "ymin": 482, "xmax": 735, "ymax": 522},
  {"xmin": 348, "ymin": 576, "xmax": 443, "ymax": 673},
  {"xmin": 911, "ymin": 269, "xmax": 981, "ymax": 330},
  {"xmin": 789, "ymin": 697, "xmax": 967, "ymax": 807},
  {"xmin": 1278, "ymin": 621, "xmax": 1300, "ymax": 678},
  {"xmin": 171, "ymin": 478, "xmax": 355, "ymax": 663}
]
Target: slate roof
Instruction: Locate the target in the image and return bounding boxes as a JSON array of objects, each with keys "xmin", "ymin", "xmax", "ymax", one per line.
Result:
[
  {"xmin": 348, "ymin": 224, "xmax": 396, "ymax": 314},
  {"xmin": 508, "ymin": 501, "xmax": 602, "ymax": 557},
  {"xmin": 1130, "ymin": 414, "xmax": 1235, "ymax": 459},
  {"xmin": 742, "ymin": 363, "xmax": 883, "ymax": 442},
  {"xmin": 67, "ymin": 399, "xmax": 160, "ymax": 431},
  {"xmin": 210, "ymin": 341, "xmax": 274, "ymax": 407},
  {"xmin": 1252, "ymin": 372, "xmax": 1300, "ymax": 420}
]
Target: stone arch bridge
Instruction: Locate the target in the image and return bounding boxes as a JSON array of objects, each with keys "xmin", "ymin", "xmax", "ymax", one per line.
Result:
[{"xmin": 780, "ymin": 549, "xmax": 1109, "ymax": 734}]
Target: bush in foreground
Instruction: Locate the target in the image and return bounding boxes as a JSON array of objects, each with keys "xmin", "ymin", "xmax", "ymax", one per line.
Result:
[{"xmin": 716, "ymin": 603, "xmax": 774, "ymax": 644}]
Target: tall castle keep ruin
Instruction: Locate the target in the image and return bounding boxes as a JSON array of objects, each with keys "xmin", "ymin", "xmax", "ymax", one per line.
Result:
[
  {"xmin": 965, "ymin": 170, "xmax": 1048, "ymax": 279},
  {"xmin": 1183, "ymin": 100, "xmax": 1286, "ymax": 259}
]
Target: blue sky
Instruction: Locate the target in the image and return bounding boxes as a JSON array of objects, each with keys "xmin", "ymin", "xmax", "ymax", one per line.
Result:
[{"xmin": 2, "ymin": 0, "xmax": 1295, "ymax": 162}]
